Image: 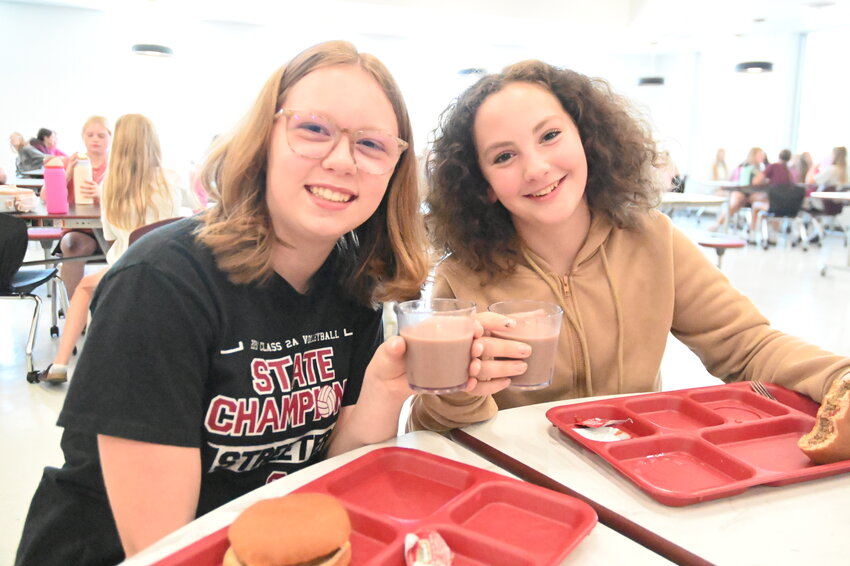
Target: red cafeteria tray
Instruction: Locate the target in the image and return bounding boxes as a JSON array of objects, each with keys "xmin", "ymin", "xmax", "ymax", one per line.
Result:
[
  {"xmin": 546, "ymin": 382, "xmax": 850, "ymax": 506},
  {"xmin": 154, "ymin": 447, "xmax": 597, "ymax": 566}
]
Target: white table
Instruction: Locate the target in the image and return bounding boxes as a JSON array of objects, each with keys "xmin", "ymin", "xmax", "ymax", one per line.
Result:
[
  {"xmin": 660, "ymin": 192, "xmax": 727, "ymax": 208},
  {"xmin": 122, "ymin": 431, "xmax": 670, "ymax": 566},
  {"xmin": 456, "ymin": 398, "xmax": 850, "ymax": 566},
  {"xmin": 810, "ymin": 191, "xmax": 850, "ymax": 275}
]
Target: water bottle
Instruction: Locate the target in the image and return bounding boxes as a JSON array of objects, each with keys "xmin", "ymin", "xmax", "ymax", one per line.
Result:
[
  {"xmin": 43, "ymin": 157, "xmax": 68, "ymax": 214},
  {"xmin": 73, "ymin": 154, "xmax": 94, "ymax": 205}
]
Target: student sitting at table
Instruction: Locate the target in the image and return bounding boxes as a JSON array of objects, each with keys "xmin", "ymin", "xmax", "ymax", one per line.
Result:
[
  {"xmin": 9, "ymin": 132, "xmax": 46, "ymax": 174},
  {"xmin": 36, "ymin": 113, "xmax": 195, "ymax": 384},
  {"xmin": 710, "ymin": 146, "xmax": 768, "ymax": 236},
  {"xmin": 407, "ymin": 60, "xmax": 850, "ymax": 443},
  {"xmin": 813, "ymin": 146, "xmax": 848, "ymax": 189},
  {"xmin": 15, "ymin": 40, "xmax": 503, "ymax": 566},
  {"xmin": 54, "ymin": 115, "xmax": 112, "ymax": 300},
  {"xmin": 30, "ymin": 127, "xmax": 67, "ymax": 157}
]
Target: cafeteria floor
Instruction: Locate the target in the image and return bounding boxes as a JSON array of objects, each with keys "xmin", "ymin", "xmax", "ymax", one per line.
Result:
[{"xmin": 2, "ymin": 211, "xmax": 849, "ymax": 562}]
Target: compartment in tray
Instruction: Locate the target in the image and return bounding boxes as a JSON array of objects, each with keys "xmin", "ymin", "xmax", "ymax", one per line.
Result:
[
  {"xmin": 688, "ymin": 386, "xmax": 789, "ymax": 422},
  {"xmin": 701, "ymin": 416, "xmax": 817, "ymax": 472},
  {"xmin": 448, "ymin": 482, "xmax": 595, "ymax": 561},
  {"xmin": 348, "ymin": 507, "xmax": 401, "ymax": 564},
  {"xmin": 623, "ymin": 395, "xmax": 725, "ymax": 431},
  {"xmin": 547, "ymin": 404, "xmax": 656, "ymax": 439},
  {"xmin": 325, "ymin": 449, "xmax": 475, "ymax": 520},
  {"xmin": 607, "ymin": 436, "xmax": 755, "ymax": 494},
  {"xmin": 429, "ymin": 527, "xmax": 535, "ymax": 566},
  {"xmin": 349, "ymin": 527, "xmax": 537, "ymax": 566}
]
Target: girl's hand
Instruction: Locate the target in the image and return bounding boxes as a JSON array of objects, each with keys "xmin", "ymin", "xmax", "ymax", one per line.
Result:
[
  {"xmin": 366, "ymin": 336, "xmax": 415, "ymax": 400},
  {"xmin": 64, "ymin": 153, "xmax": 78, "ymax": 178},
  {"xmin": 79, "ymin": 179, "xmax": 100, "ymax": 201},
  {"xmin": 462, "ymin": 311, "xmax": 531, "ymax": 396}
]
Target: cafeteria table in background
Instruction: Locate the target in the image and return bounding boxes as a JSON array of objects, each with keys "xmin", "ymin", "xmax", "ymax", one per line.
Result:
[
  {"xmin": 452, "ymin": 391, "xmax": 850, "ymax": 566},
  {"xmin": 659, "ymin": 192, "xmax": 727, "ymax": 210},
  {"xmin": 18, "ymin": 202, "xmax": 108, "ymax": 255},
  {"xmin": 122, "ymin": 431, "xmax": 672, "ymax": 566},
  {"xmin": 11, "ymin": 177, "xmax": 45, "ymax": 192}
]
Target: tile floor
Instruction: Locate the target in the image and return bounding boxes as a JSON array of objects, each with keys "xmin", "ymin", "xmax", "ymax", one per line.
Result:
[{"xmin": 1, "ymin": 212, "xmax": 849, "ymax": 562}]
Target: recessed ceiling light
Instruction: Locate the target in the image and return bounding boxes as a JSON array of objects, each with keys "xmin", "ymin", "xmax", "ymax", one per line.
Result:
[
  {"xmin": 131, "ymin": 44, "xmax": 174, "ymax": 57},
  {"xmin": 638, "ymin": 76, "xmax": 665, "ymax": 86},
  {"xmin": 735, "ymin": 61, "xmax": 773, "ymax": 73}
]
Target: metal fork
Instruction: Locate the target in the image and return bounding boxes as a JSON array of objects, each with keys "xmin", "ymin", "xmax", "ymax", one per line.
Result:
[{"xmin": 749, "ymin": 379, "xmax": 777, "ymax": 401}]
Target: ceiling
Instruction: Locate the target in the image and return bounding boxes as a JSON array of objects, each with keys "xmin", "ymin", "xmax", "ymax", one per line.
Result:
[{"xmin": 6, "ymin": 0, "xmax": 850, "ymax": 55}]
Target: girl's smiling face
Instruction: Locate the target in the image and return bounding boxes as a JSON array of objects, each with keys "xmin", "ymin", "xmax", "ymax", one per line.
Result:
[
  {"xmin": 265, "ymin": 64, "xmax": 400, "ymax": 248},
  {"xmin": 474, "ymin": 81, "xmax": 589, "ymax": 235}
]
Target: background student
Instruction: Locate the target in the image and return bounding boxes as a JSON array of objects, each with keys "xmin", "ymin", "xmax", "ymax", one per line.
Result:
[{"xmin": 55, "ymin": 115, "xmax": 112, "ymax": 299}]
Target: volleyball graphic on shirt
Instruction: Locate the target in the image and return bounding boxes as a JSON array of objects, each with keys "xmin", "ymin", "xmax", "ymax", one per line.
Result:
[{"xmin": 316, "ymin": 385, "xmax": 339, "ymax": 418}]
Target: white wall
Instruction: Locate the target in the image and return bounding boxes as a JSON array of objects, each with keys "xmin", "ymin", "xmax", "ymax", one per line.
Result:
[
  {"xmin": 797, "ymin": 27, "xmax": 850, "ymax": 168},
  {"xmin": 2, "ymin": 2, "xmax": 844, "ymax": 186}
]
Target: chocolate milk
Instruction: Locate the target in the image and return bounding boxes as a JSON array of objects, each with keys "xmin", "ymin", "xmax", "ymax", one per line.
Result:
[
  {"xmin": 492, "ymin": 326, "xmax": 559, "ymax": 389},
  {"xmin": 400, "ymin": 316, "xmax": 473, "ymax": 393}
]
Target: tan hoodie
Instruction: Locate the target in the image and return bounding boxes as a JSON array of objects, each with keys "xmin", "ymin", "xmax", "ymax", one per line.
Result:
[{"xmin": 410, "ymin": 211, "xmax": 850, "ymax": 431}]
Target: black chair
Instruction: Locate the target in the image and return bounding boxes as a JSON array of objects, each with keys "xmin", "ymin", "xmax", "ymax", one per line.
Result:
[
  {"xmin": 757, "ymin": 184, "xmax": 808, "ymax": 250},
  {"xmin": 0, "ymin": 213, "xmax": 64, "ymax": 383}
]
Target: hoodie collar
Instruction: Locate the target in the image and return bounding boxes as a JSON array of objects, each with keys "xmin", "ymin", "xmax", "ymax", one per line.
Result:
[{"xmin": 521, "ymin": 213, "xmax": 615, "ymax": 273}]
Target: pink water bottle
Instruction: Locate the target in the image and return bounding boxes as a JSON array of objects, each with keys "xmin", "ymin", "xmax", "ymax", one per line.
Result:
[{"xmin": 43, "ymin": 157, "xmax": 68, "ymax": 214}]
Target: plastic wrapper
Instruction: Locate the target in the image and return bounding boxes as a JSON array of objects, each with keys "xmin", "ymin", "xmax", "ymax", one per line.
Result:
[{"xmin": 404, "ymin": 530, "xmax": 453, "ymax": 566}]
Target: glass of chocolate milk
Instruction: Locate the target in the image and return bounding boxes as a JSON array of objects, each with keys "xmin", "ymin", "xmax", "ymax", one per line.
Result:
[
  {"xmin": 396, "ymin": 299, "xmax": 476, "ymax": 394},
  {"xmin": 488, "ymin": 300, "xmax": 563, "ymax": 390}
]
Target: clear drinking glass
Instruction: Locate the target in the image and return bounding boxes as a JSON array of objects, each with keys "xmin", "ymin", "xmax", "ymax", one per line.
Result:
[
  {"xmin": 488, "ymin": 300, "xmax": 563, "ymax": 390},
  {"xmin": 396, "ymin": 298, "xmax": 476, "ymax": 394}
]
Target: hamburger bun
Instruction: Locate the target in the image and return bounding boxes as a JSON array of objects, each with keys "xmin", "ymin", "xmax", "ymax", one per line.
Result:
[
  {"xmin": 224, "ymin": 493, "xmax": 351, "ymax": 566},
  {"xmin": 798, "ymin": 375, "xmax": 850, "ymax": 464}
]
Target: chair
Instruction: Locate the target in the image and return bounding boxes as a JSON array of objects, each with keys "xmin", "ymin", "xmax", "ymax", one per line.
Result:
[
  {"xmin": 26, "ymin": 226, "xmax": 67, "ymax": 319},
  {"xmin": 756, "ymin": 184, "xmax": 808, "ymax": 250},
  {"xmin": 128, "ymin": 217, "xmax": 181, "ymax": 246},
  {"xmin": 0, "ymin": 214, "xmax": 67, "ymax": 382},
  {"xmin": 805, "ymin": 185, "xmax": 848, "ymax": 245},
  {"xmin": 697, "ymin": 234, "xmax": 747, "ymax": 269}
]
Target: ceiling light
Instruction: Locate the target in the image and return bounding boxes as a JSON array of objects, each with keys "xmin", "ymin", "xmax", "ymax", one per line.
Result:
[
  {"xmin": 638, "ymin": 76, "xmax": 665, "ymax": 86},
  {"xmin": 735, "ymin": 61, "xmax": 773, "ymax": 73},
  {"xmin": 458, "ymin": 68, "xmax": 486, "ymax": 76},
  {"xmin": 131, "ymin": 44, "xmax": 174, "ymax": 57}
]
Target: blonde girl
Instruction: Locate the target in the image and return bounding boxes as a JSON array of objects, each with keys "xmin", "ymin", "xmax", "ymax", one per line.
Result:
[{"xmin": 38, "ymin": 114, "xmax": 191, "ymax": 383}]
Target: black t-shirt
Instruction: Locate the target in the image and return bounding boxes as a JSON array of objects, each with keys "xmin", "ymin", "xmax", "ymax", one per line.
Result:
[{"xmin": 16, "ymin": 217, "xmax": 382, "ymax": 566}]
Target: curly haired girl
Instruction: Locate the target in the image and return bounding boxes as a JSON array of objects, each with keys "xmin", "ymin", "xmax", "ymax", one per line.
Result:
[{"xmin": 410, "ymin": 60, "xmax": 850, "ymax": 435}]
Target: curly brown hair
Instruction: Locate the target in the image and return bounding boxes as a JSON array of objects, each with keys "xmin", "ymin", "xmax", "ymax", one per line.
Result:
[{"xmin": 426, "ymin": 60, "xmax": 660, "ymax": 277}]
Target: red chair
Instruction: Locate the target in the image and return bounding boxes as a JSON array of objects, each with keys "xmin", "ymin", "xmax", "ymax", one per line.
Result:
[
  {"xmin": 128, "ymin": 217, "xmax": 182, "ymax": 246},
  {"xmin": 27, "ymin": 226, "xmax": 63, "ymax": 260},
  {"xmin": 26, "ymin": 226, "xmax": 68, "ymax": 335},
  {"xmin": 698, "ymin": 234, "xmax": 747, "ymax": 269}
]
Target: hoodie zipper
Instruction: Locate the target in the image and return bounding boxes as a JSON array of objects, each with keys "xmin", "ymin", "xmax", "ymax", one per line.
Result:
[{"xmin": 556, "ymin": 272, "xmax": 587, "ymax": 397}]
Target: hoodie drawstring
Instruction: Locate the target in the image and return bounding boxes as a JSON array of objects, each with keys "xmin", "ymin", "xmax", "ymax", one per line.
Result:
[{"xmin": 600, "ymin": 245, "xmax": 625, "ymax": 394}]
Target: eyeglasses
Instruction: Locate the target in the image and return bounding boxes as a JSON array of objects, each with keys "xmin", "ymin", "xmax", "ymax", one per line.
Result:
[{"xmin": 275, "ymin": 108, "xmax": 409, "ymax": 175}]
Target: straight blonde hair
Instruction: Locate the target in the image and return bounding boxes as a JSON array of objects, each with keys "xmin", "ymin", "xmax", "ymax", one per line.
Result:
[
  {"xmin": 81, "ymin": 115, "xmax": 112, "ymax": 137},
  {"xmin": 197, "ymin": 40, "xmax": 428, "ymax": 305},
  {"xmin": 102, "ymin": 114, "xmax": 171, "ymax": 231}
]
